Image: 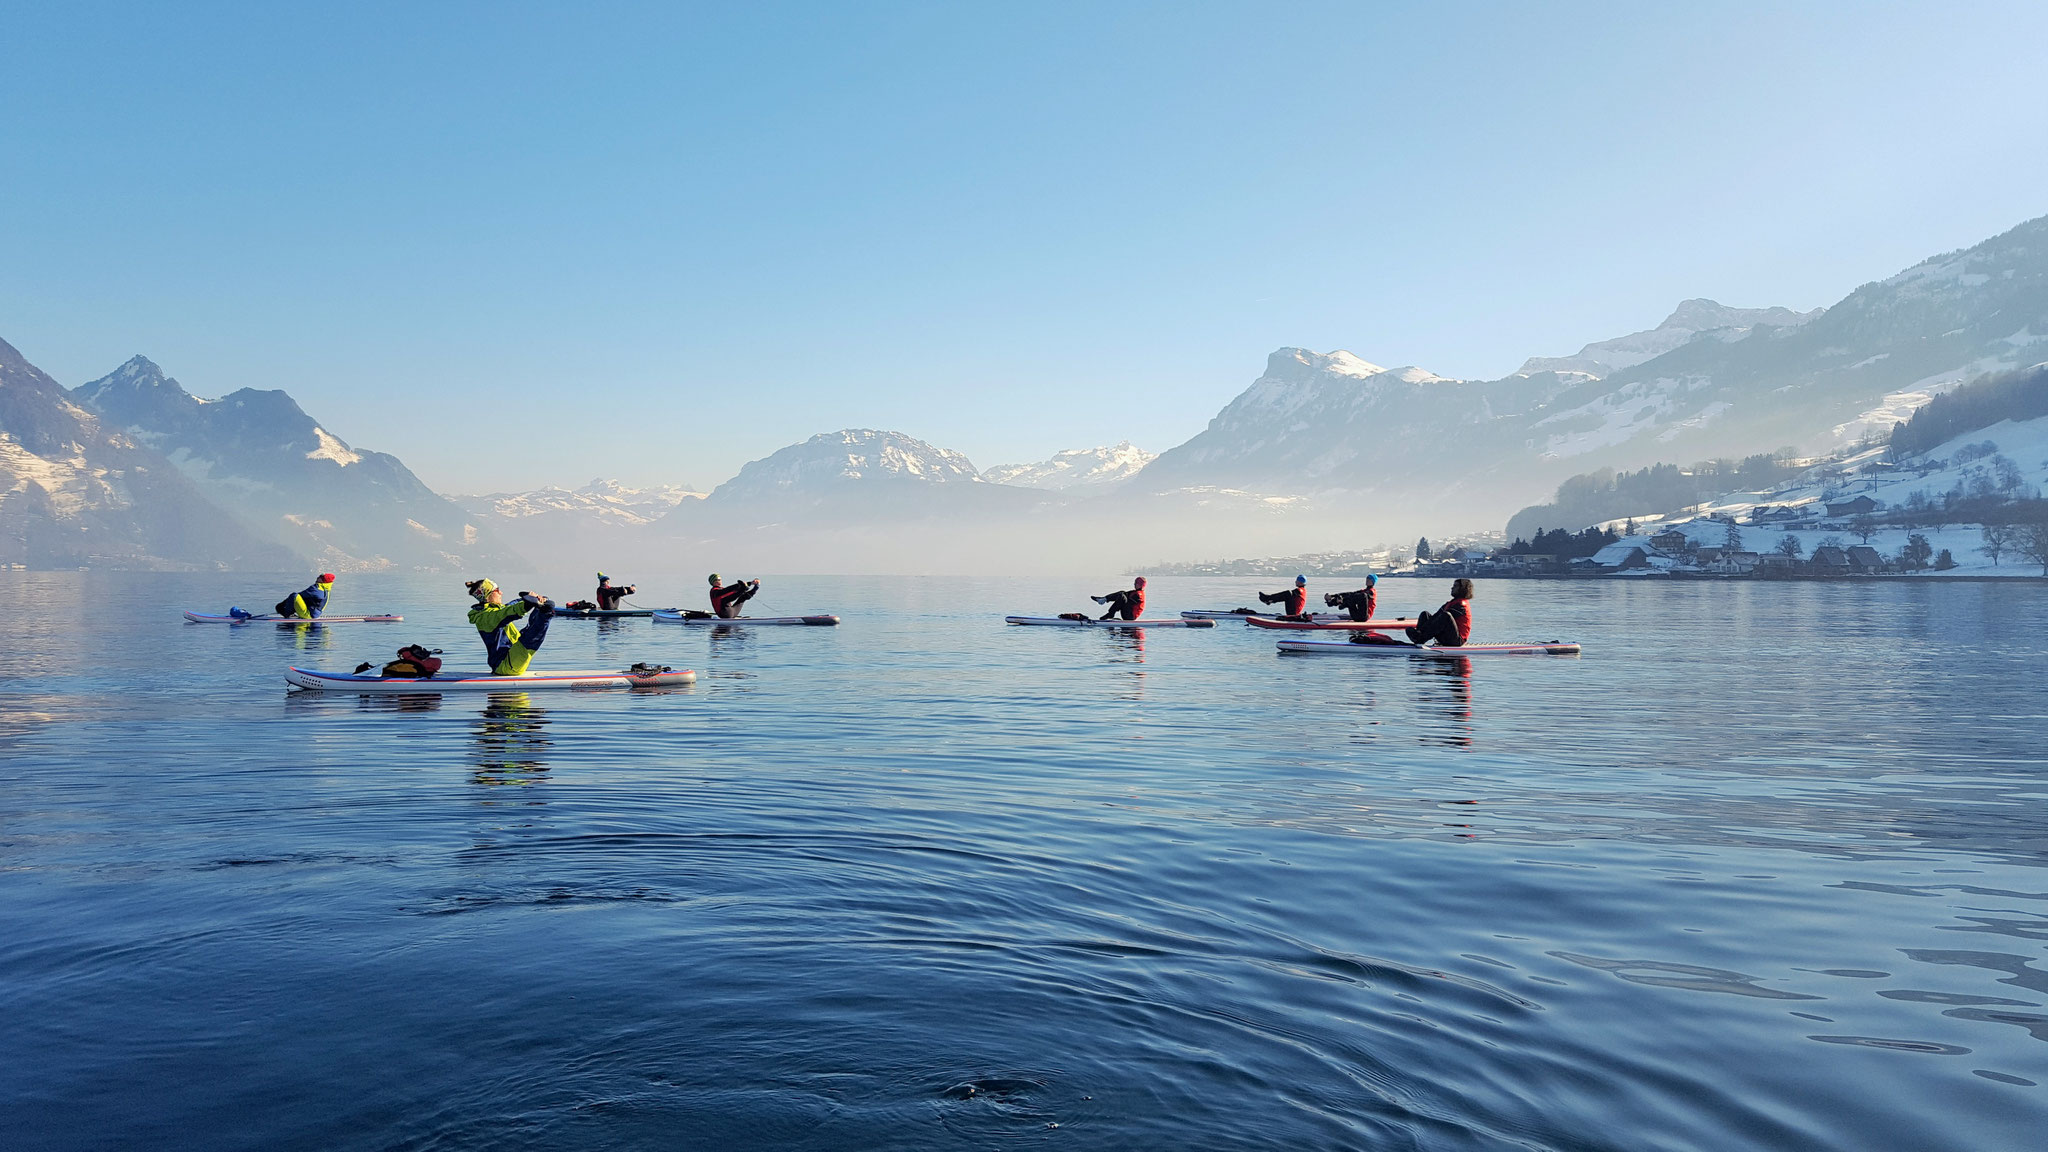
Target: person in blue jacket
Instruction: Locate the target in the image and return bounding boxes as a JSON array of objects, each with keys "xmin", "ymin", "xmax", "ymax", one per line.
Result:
[
  {"xmin": 465, "ymin": 578, "xmax": 557, "ymax": 675},
  {"xmin": 275, "ymin": 573, "xmax": 336, "ymax": 619}
]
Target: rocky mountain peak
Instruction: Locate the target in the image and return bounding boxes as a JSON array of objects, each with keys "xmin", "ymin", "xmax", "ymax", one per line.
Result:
[
  {"xmin": 71, "ymin": 355, "xmax": 201, "ymax": 427},
  {"xmin": 1519, "ymin": 299, "xmax": 1822, "ymax": 380},
  {"xmin": 1658, "ymin": 298, "xmax": 1820, "ymax": 333}
]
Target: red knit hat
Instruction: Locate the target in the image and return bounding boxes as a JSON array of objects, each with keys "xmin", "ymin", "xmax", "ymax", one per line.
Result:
[{"xmin": 319, "ymin": 573, "xmax": 336, "ymax": 583}]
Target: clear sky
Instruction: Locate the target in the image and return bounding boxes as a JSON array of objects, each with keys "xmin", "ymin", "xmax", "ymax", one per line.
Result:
[{"xmin": 4, "ymin": 1, "xmax": 2046, "ymax": 492}]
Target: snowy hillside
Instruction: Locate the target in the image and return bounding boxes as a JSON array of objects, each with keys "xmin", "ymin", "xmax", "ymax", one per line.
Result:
[
  {"xmin": 983, "ymin": 442, "xmax": 1155, "ymax": 489},
  {"xmin": 1604, "ymin": 410, "xmax": 2048, "ymax": 576}
]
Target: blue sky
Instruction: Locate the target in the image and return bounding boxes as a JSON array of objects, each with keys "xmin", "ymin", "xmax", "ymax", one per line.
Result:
[{"xmin": 4, "ymin": 1, "xmax": 2046, "ymax": 491}]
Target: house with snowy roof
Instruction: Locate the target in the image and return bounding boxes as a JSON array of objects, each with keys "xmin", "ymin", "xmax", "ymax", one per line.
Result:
[{"xmin": 1583, "ymin": 540, "xmax": 1663, "ymax": 570}]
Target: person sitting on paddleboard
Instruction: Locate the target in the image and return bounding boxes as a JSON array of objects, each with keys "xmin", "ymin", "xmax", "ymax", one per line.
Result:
[
  {"xmin": 708, "ymin": 574, "xmax": 760, "ymax": 619},
  {"xmin": 1323, "ymin": 574, "xmax": 1378, "ymax": 622},
  {"xmin": 1091, "ymin": 576, "xmax": 1147, "ymax": 621},
  {"xmin": 275, "ymin": 573, "xmax": 336, "ymax": 619},
  {"xmin": 466, "ymin": 578, "xmax": 557, "ymax": 675},
  {"xmin": 1405, "ymin": 578, "xmax": 1473, "ymax": 648},
  {"xmin": 594, "ymin": 573, "xmax": 636, "ymax": 611},
  {"xmin": 1258, "ymin": 575, "xmax": 1309, "ymax": 619}
]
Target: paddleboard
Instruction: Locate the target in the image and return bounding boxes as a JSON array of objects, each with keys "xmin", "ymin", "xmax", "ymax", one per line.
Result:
[
  {"xmin": 1006, "ymin": 616, "xmax": 1217, "ymax": 628},
  {"xmin": 1276, "ymin": 639, "xmax": 1581, "ymax": 657},
  {"xmin": 555, "ymin": 607, "xmax": 656, "ymax": 618},
  {"xmin": 651, "ymin": 610, "xmax": 841, "ymax": 626},
  {"xmin": 185, "ymin": 611, "xmax": 403, "ymax": 624},
  {"xmin": 1244, "ymin": 615, "xmax": 1418, "ymax": 631},
  {"xmin": 1180, "ymin": 609, "xmax": 1348, "ymax": 623},
  {"xmin": 284, "ymin": 666, "xmax": 697, "ymax": 692}
]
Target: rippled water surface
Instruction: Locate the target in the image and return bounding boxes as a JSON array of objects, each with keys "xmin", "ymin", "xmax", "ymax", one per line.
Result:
[{"xmin": 3, "ymin": 572, "xmax": 2045, "ymax": 1150}]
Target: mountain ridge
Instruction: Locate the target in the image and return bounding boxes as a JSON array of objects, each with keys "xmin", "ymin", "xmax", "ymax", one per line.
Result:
[
  {"xmin": 0, "ymin": 338, "xmax": 301, "ymax": 570},
  {"xmin": 71, "ymin": 357, "xmax": 519, "ymax": 572}
]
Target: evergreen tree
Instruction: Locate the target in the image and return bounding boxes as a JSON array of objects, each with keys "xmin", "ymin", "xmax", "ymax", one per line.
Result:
[
  {"xmin": 1900, "ymin": 533, "xmax": 1934, "ymax": 571},
  {"xmin": 1416, "ymin": 537, "xmax": 1432, "ymax": 561}
]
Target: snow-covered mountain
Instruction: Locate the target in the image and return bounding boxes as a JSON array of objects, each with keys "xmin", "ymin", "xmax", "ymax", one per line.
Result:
[
  {"xmin": 983, "ymin": 442, "xmax": 1155, "ymax": 489},
  {"xmin": 456, "ymin": 478, "xmax": 705, "ymax": 526},
  {"xmin": 1141, "ymin": 214, "xmax": 2048, "ymax": 527},
  {"xmin": 1516, "ymin": 299, "xmax": 1822, "ymax": 379},
  {"xmin": 708, "ymin": 428, "xmax": 982, "ymax": 501},
  {"xmin": 1135, "ymin": 348, "xmax": 1487, "ymax": 502},
  {"xmin": 71, "ymin": 356, "xmax": 517, "ymax": 571},
  {"xmin": 0, "ymin": 337, "xmax": 299, "ymax": 569}
]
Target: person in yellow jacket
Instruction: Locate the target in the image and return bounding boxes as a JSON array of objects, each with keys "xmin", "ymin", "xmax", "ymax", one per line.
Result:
[
  {"xmin": 464, "ymin": 578, "xmax": 557, "ymax": 675},
  {"xmin": 275, "ymin": 573, "xmax": 336, "ymax": 619}
]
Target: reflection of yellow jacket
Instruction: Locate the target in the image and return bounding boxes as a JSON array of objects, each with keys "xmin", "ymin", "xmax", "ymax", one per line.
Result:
[{"xmin": 469, "ymin": 600, "xmax": 535, "ymax": 673}]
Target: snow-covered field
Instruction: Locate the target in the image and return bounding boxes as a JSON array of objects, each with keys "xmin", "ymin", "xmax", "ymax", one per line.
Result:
[{"xmin": 1603, "ymin": 411, "xmax": 2048, "ymax": 577}]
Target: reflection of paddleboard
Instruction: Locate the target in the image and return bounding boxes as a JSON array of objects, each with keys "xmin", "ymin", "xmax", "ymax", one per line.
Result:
[
  {"xmin": 1244, "ymin": 616, "xmax": 1417, "ymax": 631},
  {"xmin": 184, "ymin": 611, "xmax": 403, "ymax": 624},
  {"xmin": 1179, "ymin": 609, "xmax": 1348, "ymax": 622},
  {"xmin": 284, "ymin": 666, "xmax": 696, "ymax": 692},
  {"xmin": 651, "ymin": 610, "xmax": 840, "ymax": 626},
  {"xmin": 1276, "ymin": 640, "xmax": 1581, "ymax": 656},
  {"xmin": 555, "ymin": 607, "xmax": 656, "ymax": 618},
  {"xmin": 1005, "ymin": 616, "xmax": 1216, "ymax": 628}
]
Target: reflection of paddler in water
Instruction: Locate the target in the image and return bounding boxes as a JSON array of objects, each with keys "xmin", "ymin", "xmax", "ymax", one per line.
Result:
[
  {"xmin": 279, "ymin": 619, "xmax": 335, "ymax": 653},
  {"xmin": 473, "ymin": 692, "xmax": 551, "ymax": 782},
  {"xmin": 1107, "ymin": 629, "xmax": 1147, "ymax": 699},
  {"xmin": 1414, "ymin": 654, "xmax": 1474, "ymax": 748}
]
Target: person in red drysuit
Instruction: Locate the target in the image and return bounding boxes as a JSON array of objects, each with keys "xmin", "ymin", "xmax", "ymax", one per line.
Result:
[
  {"xmin": 1258, "ymin": 574, "xmax": 1309, "ymax": 618},
  {"xmin": 1091, "ymin": 576, "xmax": 1147, "ymax": 621},
  {"xmin": 1323, "ymin": 573, "xmax": 1378, "ymax": 621},
  {"xmin": 1405, "ymin": 578, "xmax": 1473, "ymax": 647},
  {"xmin": 708, "ymin": 573, "xmax": 761, "ymax": 619}
]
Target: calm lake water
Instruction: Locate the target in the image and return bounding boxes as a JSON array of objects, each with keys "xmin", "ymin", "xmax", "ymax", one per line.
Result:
[{"xmin": 2, "ymin": 571, "xmax": 2044, "ymax": 1150}]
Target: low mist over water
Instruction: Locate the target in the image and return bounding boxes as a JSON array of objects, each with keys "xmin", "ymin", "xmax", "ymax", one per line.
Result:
[{"xmin": 3, "ymin": 572, "xmax": 2043, "ymax": 1150}]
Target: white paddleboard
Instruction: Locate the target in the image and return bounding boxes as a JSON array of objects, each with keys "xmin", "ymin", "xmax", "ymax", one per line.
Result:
[
  {"xmin": 1244, "ymin": 616, "xmax": 1417, "ymax": 632},
  {"xmin": 1180, "ymin": 609, "xmax": 1349, "ymax": 623},
  {"xmin": 1006, "ymin": 616, "xmax": 1217, "ymax": 628},
  {"xmin": 284, "ymin": 666, "xmax": 697, "ymax": 692},
  {"xmin": 185, "ymin": 611, "xmax": 403, "ymax": 624},
  {"xmin": 651, "ymin": 610, "xmax": 840, "ymax": 626},
  {"xmin": 1276, "ymin": 639, "xmax": 1581, "ymax": 657}
]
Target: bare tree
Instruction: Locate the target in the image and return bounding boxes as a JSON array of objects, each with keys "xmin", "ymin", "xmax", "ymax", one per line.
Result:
[
  {"xmin": 1979, "ymin": 523, "xmax": 2012, "ymax": 567},
  {"xmin": 2018, "ymin": 523, "xmax": 2048, "ymax": 577},
  {"xmin": 1850, "ymin": 513, "xmax": 1878, "ymax": 543},
  {"xmin": 1775, "ymin": 534, "xmax": 1803, "ymax": 558}
]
